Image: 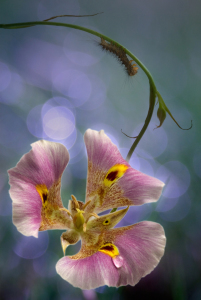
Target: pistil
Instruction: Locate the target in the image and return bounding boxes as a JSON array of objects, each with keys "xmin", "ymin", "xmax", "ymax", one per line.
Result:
[{"xmin": 73, "ymin": 208, "xmax": 85, "ymax": 230}]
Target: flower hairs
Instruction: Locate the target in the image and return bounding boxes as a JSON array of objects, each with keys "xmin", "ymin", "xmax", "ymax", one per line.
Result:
[{"xmin": 100, "ymin": 38, "xmax": 138, "ymax": 76}]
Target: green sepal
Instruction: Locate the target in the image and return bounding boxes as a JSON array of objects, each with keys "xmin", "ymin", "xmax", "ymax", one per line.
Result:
[{"xmin": 156, "ymin": 92, "xmax": 192, "ymax": 130}]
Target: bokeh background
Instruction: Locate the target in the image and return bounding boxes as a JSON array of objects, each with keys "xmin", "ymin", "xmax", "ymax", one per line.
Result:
[{"xmin": 0, "ymin": 0, "xmax": 201, "ymax": 299}]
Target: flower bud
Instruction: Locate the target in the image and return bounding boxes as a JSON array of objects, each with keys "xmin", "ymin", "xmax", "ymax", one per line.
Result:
[
  {"xmin": 156, "ymin": 105, "xmax": 166, "ymax": 128},
  {"xmin": 156, "ymin": 91, "xmax": 192, "ymax": 130}
]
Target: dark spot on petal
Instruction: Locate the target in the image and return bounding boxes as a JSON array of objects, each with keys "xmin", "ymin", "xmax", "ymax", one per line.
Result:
[
  {"xmin": 42, "ymin": 193, "xmax": 48, "ymax": 203},
  {"xmin": 103, "ymin": 219, "xmax": 110, "ymax": 226},
  {"xmin": 106, "ymin": 171, "xmax": 118, "ymax": 181},
  {"xmin": 101, "ymin": 245, "xmax": 114, "ymax": 251}
]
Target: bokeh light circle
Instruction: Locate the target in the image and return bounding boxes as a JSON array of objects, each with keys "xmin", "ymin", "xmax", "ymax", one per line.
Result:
[
  {"xmin": 43, "ymin": 106, "xmax": 75, "ymax": 140},
  {"xmin": 132, "ymin": 122, "xmax": 168, "ymax": 158},
  {"xmin": 60, "ymin": 128, "xmax": 77, "ymax": 151},
  {"xmin": 0, "ymin": 61, "xmax": 11, "ymax": 91},
  {"xmin": 33, "ymin": 251, "xmax": 58, "ymax": 277},
  {"xmin": 42, "ymin": 96, "xmax": 75, "ymax": 116},
  {"xmin": 119, "ymin": 204, "xmax": 153, "ymax": 227},
  {"xmin": 159, "ymin": 194, "xmax": 191, "ymax": 222},
  {"xmin": 0, "ymin": 189, "xmax": 12, "ymax": 216},
  {"xmin": 27, "ymin": 105, "xmax": 45, "ymax": 139},
  {"xmin": 68, "ymin": 130, "xmax": 85, "ymax": 163},
  {"xmin": 138, "ymin": 158, "xmax": 154, "ymax": 177},
  {"xmin": 27, "ymin": 98, "xmax": 77, "ymax": 148},
  {"xmin": 0, "ymin": 72, "xmax": 24, "ymax": 105},
  {"xmin": 52, "ymin": 69, "xmax": 92, "ymax": 107},
  {"xmin": 193, "ymin": 151, "xmax": 201, "ymax": 179},
  {"xmin": 156, "ymin": 160, "xmax": 190, "ymax": 198},
  {"xmin": 7, "ymin": 252, "xmax": 20, "ymax": 271},
  {"xmin": 79, "ymin": 75, "xmax": 106, "ymax": 111},
  {"xmin": 13, "ymin": 231, "xmax": 49, "ymax": 259},
  {"xmin": 64, "ymin": 31, "xmax": 104, "ymax": 66},
  {"xmin": 156, "ymin": 196, "xmax": 179, "ymax": 212}
]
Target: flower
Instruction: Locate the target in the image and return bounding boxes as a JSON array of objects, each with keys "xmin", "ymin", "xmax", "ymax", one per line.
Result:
[{"xmin": 8, "ymin": 129, "xmax": 166, "ymax": 290}]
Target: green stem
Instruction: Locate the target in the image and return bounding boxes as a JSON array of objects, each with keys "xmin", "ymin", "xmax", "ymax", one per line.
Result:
[
  {"xmin": 0, "ymin": 21, "xmax": 157, "ymax": 161},
  {"xmin": 111, "ymin": 85, "xmax": 156, "ymax": 214},
  {"xmin": 126, "ymin": 83, "xmax": 156, "ymax": 162}
]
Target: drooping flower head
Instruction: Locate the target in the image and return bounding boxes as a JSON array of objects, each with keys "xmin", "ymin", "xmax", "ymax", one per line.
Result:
[{"xmin": 8, "ymin": 129, "xmax": 166, "ymax": 290}]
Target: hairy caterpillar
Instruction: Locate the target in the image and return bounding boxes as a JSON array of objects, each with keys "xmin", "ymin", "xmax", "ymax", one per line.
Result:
[{"xmin": 100, "ymin": 38, "xmax": 138, "ymax": 76}]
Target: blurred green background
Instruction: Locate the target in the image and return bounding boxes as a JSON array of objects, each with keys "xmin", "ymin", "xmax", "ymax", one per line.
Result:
[{"xmin": 0, "ymin": 0, "xmax": 201, "ymax": 299}]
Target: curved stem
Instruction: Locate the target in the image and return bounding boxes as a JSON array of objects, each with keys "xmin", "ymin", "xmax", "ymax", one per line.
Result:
[
  {"xmin": 0, "ymin": 21, "xmax": 158, "ymax": 161},
  {"xmin": 126, "ymin": 84, "xmax": 156, "ymax": 162},
  {"xmin": 0, "ymin": 21, "xmax": 157, "ymax": 91}
]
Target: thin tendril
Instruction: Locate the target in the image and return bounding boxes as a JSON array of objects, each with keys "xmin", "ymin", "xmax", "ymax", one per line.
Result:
[
  {"xmin": 43, "ymin": 12, "xmax": 103, "ymax": 22},
  {"xmin": 121, "ymin": 129, "xmax": 138, "ymax": 139}
]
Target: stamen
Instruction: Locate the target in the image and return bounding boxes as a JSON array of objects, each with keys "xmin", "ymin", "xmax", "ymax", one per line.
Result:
[
  {"xmin": 83, "ymin": 200, "xmax": 91, "ymax": 210},
  {"xmin": 83, "ymin": 223, "xmax": 87, "ymax": 232},
  {"xmin": 59, "ymin": 208, "xmax": 72, "ymax": 216},
  {"xmin": 89, "ymin": 212, "xmax": 100, "ymax": 219},
  {"xmin": 71, "ymin": 195, "xmax": 79, "ymax": 209},
  {"xmin": 76, "ymin": 208, "xmax": 85, "ymax": 214},
  {"xmin": 73, "ymin": 209, "xmax": 85, "ymax": 230}
]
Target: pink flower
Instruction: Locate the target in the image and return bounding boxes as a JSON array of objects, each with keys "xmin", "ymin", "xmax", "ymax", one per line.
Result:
[{"xmin": 8, "ymin": 129, "xmax": 166, "ymax": 289}]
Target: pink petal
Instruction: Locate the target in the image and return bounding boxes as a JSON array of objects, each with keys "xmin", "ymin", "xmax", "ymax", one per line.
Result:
[
  {"xmin": 84, "ymin": 129, "xmax": 128, "ymax": 171},
  {"xmin": 84, "ymin": 129, "xmax": 164, "ymax": 213},
  {"xmin": 56, "ymin": 251, "xmax": 120, "ymax": 290},
  {"xmin": 56, "ymin": 221, "xmax": 166, "ymax": 289},
  {"xmin": 120, "ymin": 168, "xmax": 164, "ymax": 205},
  {"xmin": 8, "ymin": 140, "xmax": 69, "ymax": 237},
  {"xmin": 101, "ymin": 167, "xmax": 164, "ymax": 211},
  {"xmin": 109, "ymin": 221, "xmax": 166, "ymax": 287},
  {"xmin": 9, "ymin": 140, "xmax": 69, "ymax": 188}
]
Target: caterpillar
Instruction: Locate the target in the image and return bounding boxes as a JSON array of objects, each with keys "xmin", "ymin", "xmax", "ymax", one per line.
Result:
[{"xmin": 99, "ymin": 38, "xmax": 138, "ymax": 76}]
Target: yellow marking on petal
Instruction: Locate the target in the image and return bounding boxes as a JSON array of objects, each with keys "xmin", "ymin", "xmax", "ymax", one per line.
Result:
[
  {"xmin": 36, "ymin": 184, "xmax": 49, "ymax": 205},
  {"xmin": 104, "ymin": 164, "xmax": 129, "ymax": 187},
  {"xmin": 103, "ymin": 219, "xmax": 110, "ymax": 225},
  {"xmin": 98, "ymin": 243, "xmax": 119, "ymax": 258}
]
